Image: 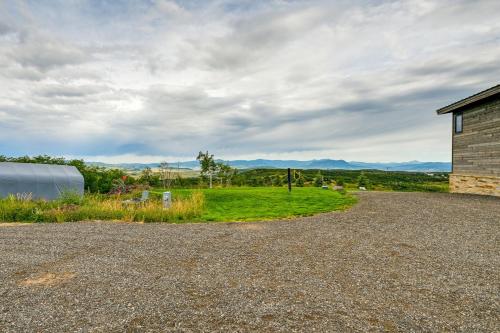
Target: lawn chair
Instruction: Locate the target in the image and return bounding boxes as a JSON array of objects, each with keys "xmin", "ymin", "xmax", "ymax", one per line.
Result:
[{"xmin": 123, "ymin": 190, "xmax": 149, "ymax": 205}]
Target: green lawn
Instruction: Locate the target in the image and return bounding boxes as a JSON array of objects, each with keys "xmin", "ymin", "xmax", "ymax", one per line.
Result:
[
  {"xmin": 0, "ymin": 187, "xmax": 356, "ymax": 223},
  {"xmin": 152, "ymin": 187, "xmax": 356, "ymax": 222}
]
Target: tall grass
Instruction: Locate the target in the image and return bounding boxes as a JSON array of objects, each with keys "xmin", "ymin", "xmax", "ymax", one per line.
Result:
[{"xmin": 0, "ymin": 191, "xmax": 204, "ymax": 223}]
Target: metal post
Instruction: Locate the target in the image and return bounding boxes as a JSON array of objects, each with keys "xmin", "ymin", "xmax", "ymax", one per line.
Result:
[{"xmin": 287, "ymin": 168, "xmax": 292, "ymax": 193}]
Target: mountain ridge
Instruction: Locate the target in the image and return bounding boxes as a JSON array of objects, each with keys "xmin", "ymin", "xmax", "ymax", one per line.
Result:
[{"xmin": 87, "ymin": 159, "xmax": 451, "ymax": 172}]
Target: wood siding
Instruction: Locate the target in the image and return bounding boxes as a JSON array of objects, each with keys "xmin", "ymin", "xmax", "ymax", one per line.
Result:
[{"xmin": 453, "ymin": 97, "xmax": 500, "ymax": 177}]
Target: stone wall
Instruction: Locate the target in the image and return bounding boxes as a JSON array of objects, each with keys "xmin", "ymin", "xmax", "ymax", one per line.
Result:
[{"xmin": 450, "ymin": 174, "xmax": 500, "ymax": 197}]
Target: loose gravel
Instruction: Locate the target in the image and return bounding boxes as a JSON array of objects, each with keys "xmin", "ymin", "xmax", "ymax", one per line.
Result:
[{"xmin": 0, "ymin": 192, "xmax": 499, "ymax": 332}]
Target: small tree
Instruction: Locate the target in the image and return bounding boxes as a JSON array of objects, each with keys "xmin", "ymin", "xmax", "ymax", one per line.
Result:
[
  {"xmin": 295, "ymin": 172, "xmax": 305, "ymax": 187},
  {"xmin": 159, "ymin": 161, "xmax": 175, "ymax": 189},
  {"xmin": 197, "ymin": 151, "xmax": 216, "ymax": 188},
  {"xmin": 216, "ymin": 162, "xmax": 236, "ymax": 187},
  {"xmin": 139, "ymin": 167, "xmax": 153, "ymax": 184},
  {"xmin": 273, "ymin": 175, "xmax": 283, "ymax": 187},
  {"xmin": 357, "ymin": 172, "xmax": 370, "ymax": 189},
  {"xmin": 314, "ymin": 171, "xmax": 323, "ymax": 187},
  {"xmin": 336, "ymin": 177, "xmax": 345, "ymax": 187},
  {"xmin": 139, "ymin": 167, "xmax": 160, "ymax": 186}
]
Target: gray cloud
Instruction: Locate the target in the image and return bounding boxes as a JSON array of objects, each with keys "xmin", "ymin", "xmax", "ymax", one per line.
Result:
[
  {"xmin": 0, "ymin": 22, "xmax": 13, "ymax": 35},
  {"xmin": 0, "ymin": 0, "xmax": 499, "ymax": 162},
  {"xmin": 11, "ymin": 37, "xmax": 89, "ymax": 71},
  {"xmin": 2, "ymin": 67, "xmax": 45, "ymax": 81},
  {"xmin": 36, "ymin": 84, "xmax": 107, "ymax": 98}
]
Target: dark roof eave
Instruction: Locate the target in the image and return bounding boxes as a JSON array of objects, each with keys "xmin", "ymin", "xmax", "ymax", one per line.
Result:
[{"xmin": 436, "ymin": 84, "xmax": 500, "ymax": 115}]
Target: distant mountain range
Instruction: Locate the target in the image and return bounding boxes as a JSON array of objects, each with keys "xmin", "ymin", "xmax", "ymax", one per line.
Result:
[{"xmin": 88, "ymin": 159, "xmax": 451, "ymax": 172}]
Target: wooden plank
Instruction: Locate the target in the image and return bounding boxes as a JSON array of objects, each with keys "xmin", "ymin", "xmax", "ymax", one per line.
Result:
[{"xmin": 451, "ymin": 95, "xmax": 500, "ymax": 176}]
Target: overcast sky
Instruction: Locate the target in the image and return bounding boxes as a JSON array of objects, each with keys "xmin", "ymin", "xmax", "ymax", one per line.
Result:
[{"xmin": 1, "ymin": 0, "xmax": 499, "ymax": 163}]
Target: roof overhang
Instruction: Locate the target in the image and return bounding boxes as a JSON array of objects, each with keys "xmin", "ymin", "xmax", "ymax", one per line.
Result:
[{"xmin": 436, "ymin": 84, "xmax": 500, "ymax": 115}]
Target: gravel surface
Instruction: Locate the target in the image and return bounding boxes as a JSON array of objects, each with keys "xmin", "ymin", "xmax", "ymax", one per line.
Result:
[{"xmin": 0, "ymin": 192, "xmax": 499, "ymax": 332}]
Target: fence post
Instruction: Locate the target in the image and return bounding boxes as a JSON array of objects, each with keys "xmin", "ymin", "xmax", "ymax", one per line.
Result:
[{"xmin": 287, "ymin": 168, "xmax": 292, "ymax": 193}]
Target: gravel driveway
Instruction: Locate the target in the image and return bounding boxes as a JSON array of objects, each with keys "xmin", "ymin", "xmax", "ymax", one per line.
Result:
[{"xmin": 0, "ymin": 192, "xmax": 499, "ymax": 332}]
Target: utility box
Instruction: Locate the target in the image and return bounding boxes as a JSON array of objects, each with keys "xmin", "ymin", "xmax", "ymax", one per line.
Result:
[{"xmin": 163, "ymin": 191, "xmax": 172, "ymax": 208}]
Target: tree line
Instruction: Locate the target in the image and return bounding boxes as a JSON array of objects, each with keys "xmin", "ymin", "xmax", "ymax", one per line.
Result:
[
  {"xmin": 1, "ymin": 154, "xmax": 449, "ymax": 193},
  {"xmin": 0, "ymin": 152, "xmax": 238, "ymax": 193}
]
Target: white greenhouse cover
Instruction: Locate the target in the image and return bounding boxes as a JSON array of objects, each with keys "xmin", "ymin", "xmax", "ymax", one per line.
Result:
[{"xmin": 0, "ymin": 162, "xmax": 84, "ymax": 200}]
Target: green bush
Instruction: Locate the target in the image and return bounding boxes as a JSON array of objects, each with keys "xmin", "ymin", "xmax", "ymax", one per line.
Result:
[
  {"xmin": 59, "ymin": 190, "xmax": 83, "ymax": 205},
  {"xmin": 357, "ymin": 172, "xmax": 371, "ymax": 189}
]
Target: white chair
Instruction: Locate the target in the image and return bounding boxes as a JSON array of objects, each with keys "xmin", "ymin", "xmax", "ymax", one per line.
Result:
[{"xmin": 123, "ymin": 190, "xmax": 149, "ymax": 205}]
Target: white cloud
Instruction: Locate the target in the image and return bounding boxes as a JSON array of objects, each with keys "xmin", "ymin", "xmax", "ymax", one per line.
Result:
[{"xmin": 0, "ymin": 0, "xmax": 499, "ymax": 163}]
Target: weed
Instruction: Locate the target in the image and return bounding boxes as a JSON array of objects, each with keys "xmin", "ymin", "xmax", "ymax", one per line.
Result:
[{"xmin": 0, "ymin": 191, "xmax": 205, "ymax": 223}]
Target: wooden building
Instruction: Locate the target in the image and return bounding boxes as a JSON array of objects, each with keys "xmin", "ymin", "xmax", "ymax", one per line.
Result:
[{"xmin": 437, "ymin": 84, "xmax": 500, "ymax": 197}]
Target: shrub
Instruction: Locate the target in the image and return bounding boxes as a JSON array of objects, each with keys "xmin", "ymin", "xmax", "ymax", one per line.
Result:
[
  {"xmin": 357, "ymin": 172, "xmax": 371, "ymax": 189},
  {"xmin": 295, "ymin": 174, "xmax": 305, "ymax": 187},
  {"xmin": 59, "ymin": 190, "xmax": 83, "ymax": 205},
  {"xmin": 314, "ymin": 176, "xmax": 323, "ymax": 187}
]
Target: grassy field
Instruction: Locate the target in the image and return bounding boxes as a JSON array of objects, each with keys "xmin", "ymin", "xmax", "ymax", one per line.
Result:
[
  {"xmin": 152, "ymin": 187, "xmax": 356, "ymax": 221},
  {"xmin": 0, "ymin": 187, "xmax": 355, "ymax": 223},
  {"xmin": 231, "ymin": 169, "xmax": 449, "ymax": 192}
]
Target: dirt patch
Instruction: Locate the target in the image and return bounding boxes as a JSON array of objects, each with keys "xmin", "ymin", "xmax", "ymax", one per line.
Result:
[
  {"xmin": 0, "ymin": 223, "xmax": 30, "ymax": 227},
  {"xmin": 18, "ymin": 272, "xmax": 75, "ymax": 287},
  {"xmin": 233, "ymin": 222, "xmax": 265, "ymax": 230}
]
